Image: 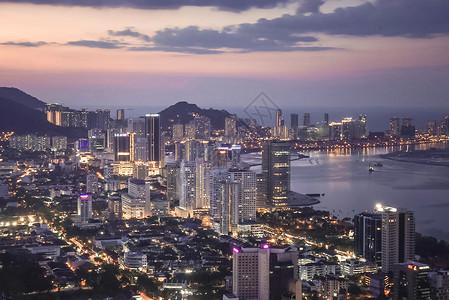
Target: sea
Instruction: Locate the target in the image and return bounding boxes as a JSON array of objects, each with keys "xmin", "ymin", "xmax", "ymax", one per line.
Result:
[{"xmin": 246, "ymin": 142, "xmax": 449, "ymax": 242}]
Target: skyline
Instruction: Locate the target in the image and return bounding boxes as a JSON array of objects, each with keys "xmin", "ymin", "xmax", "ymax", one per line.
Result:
[{"xmin": 1, "ymin": 0, "xmax": 449, "ymax": 108}]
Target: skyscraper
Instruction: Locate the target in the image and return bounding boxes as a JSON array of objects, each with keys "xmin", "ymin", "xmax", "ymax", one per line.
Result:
[
  {"xmin": 392, "ymin": 261, "xmax": 431, "ymax": 299},
  {"xmin": 354, "ymin": 212, "xmax": 382, "ymax": 264},
  {"xmin": 179, "ymin": 160, "xmax": 196, "ymax": 211},
  {"xmin": 194, "ymin": 115, "xmax": 211, "ymax": 139},
  {"xmin": 276, "ymin": 109, "xmax": 284, "ymax": 127},
  {"xmin": 225, "ymin": 114, "xmax": 237, "ymax": 138},
  {"xmin": 262, "ymin": 141, "xmax": 291, "ymax": 207},
  {"xmin": 232, "ymin": 246, "xmax": 270, "ymax": 300},
  {"xmin": 78, "ymin": 194, "xmax": 92, "ymax": 224},
  {"xmin": 117, "ymin": 109, "xmax": 125, "ymax": 120},
  {"xmin": 228, "ymin": 169, "xmax": 257, "ymax": 227},
  {"xmin": 114, "ymin": 133, "xmax": 134, "ymax": 162},
  {"xmin": 303, "ymin": 113, "xmax": 310, "ymax": 128},
  {"xmin": 375, "ymin": 204, "xmax": 415, "ymax": 273},
  {"xmin": 290, "ymin": 113, "xmax": 299, "ymax": 128},
  {"xmin": 145, "ymin": 114, "xmax": 161, "ymax": 164},
  {"xmin": 390, "ymin": 117, "xmax": 401, "ymax": 138},
  {"xmin": 324, "ymin": 113, "xmax": 329, "ymax": 125}
]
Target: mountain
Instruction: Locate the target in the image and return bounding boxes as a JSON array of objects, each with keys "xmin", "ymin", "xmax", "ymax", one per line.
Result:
[
  {"xmin": 0, "ymin": 87, "xmax": 46, "ymax": 110},
  {"xmin": 0, "ymin": 97, "xmax": 86, "ymax": 139},
  {"xmin": 159, "ymin": 101, "xmax": 232, "ymax": 130}
]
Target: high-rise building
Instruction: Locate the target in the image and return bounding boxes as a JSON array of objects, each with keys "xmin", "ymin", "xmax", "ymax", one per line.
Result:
[
  {"xmin": 429, "ymin": 270, "xmax": 449, "ymax": 300},
  {"xmin": 172, "ymin": 123, "xmax": 184, "ymax": 141},
  {"xmin": 427, "ymin": 120, "xmax": 437, "ymax": 135},
  {"xmin": 114, "ymin": 133, "xmax": 134, "ymax": 162},
  {"xmin": 324, "ymin": 113, "xmax": 329, "ymax": 125},
  {"xmin": 51, "ymin": 136, "xmax": 67, "ymax": 151},
  {"xmin": 194, "ymin": 115, "xmax": 211, "ymax": 139},
  {"xmin": 228, "ymin": 169, "xmax": 257, "ymax": 228},
  {"xmin": 269, "ymin": 247, "xmax": 300, "ymax": 300},
  {"xmin": 354, "ymin": 212, "xmax": 382, "ymax": 264},
  {"xmin": 89, "ymin": 129, "xmax": 106, "ymax": 151},
  {"xmin": 401, "ymin": 117, "xmax": 415, "ymax": 138},
  {"xmin": 117, "ymin": 109, "xmax": 125, "ymax": 120},
  {"xmin": 9, "ymin": 134, "xmax": 51, "ymax": 152},
  {"xmin": 262, "ymin": 141, "xmax": 290, "ymax": 207},
  {"xmin": 290, "ymin": 114, "xmax": 299, "ymax": 128},
  {"xmin": 144, "ymin": 114, "xmax": 161, "ymax": 164},
  {"xmin": 225, "ymin": 114, "xmax": 238, "ymax": 138},
  {"xmin": 390, "ymin": 117, "xmax": 401, "ymax": 138},
  {"xmin": 166, "ymin": 162, "xmax": 180, "ymax": 202},
  {"xmin": 276, "ymin": 109, "xmax": 284, "ymax": 127},
  {"xmin": 232, "ymin": 246, "xmax": 270, "ymax": 300},
  {"xmin": 184, "ymin": 122, "xmax": 196, "ymax": 139},
  {"xmin": 303, "ymin": 113, "xmax": 310, "ymax": 128},
  {"xmin": 78, "ymin": 194, "xmax": 92, "ymax": 224},
  {"xmin": 121, "ymin": 178, "xmax": 151, "ymax": 219},
  {"xmin": 179, "ymin": 160, "xmax": 197, "ymax": 211},
  {"xmin": 86, "ymin": 174, "xmax": 98, "ymax": 194},
  {"xmin": 392, "ymin": 261, "xmax": 431, "ymax": 299},
  {"xmin": 195, "ymin": 158, "xmax": 211, "ymax": 209},
  {"xmin": 375, "ymin": 204, "xmax": 415, "ymax": 273}
]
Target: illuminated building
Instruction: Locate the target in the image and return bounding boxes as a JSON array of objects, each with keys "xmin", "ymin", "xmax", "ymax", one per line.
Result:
[
  {"xmin": 108, "ymin": 195, "xmax": 122, "ymax": 219},
  {"xmin": 86, "ymin": 174, "xmax": 98, "ymax": 194},
  {"xmin": 354, "ymin": 212, "xmax": 382, "ymax": 264},
  {"xmin": 262, "ymin": 141, "xmax": 290, "ymax": 207},
  {"xmin": 228, "ymin": 169, "xmax": 257, "ymax": 227},
  {"xmin": 9, "ymin": 134, "xmax": 51, "ymax": 152},
  {"xmin": 429, "ymin": 270, "xmax": 449, "ymax": 299},
  {"xmin": 375, "ymin": 204, "xmax": 415, "ymax": 273},
  {"xmin": 114, "ymin": 133, "xmax": 134, "ymax": 162},
  {"xmin": 51, "ymin": 136, "xmax": 67, "ymax": 151},
  {"xmin": 78, "ymin": 194, "xmax": 92, "ymax": 224},
  {"xmin": 225, "ymin": 114, "xmax": 237, "ymax": 138},
  {"xmin": 276, "ymin": 109, "xmax": 284, "ymax": 127},
  {"xmin": 121, "ymin": 252, "xmax": 147, "ymax": 270},
  {"xmin": 390, "ymin": 117, "xmax": 401, "ymax": 138},
  {"xmin": 392, "ymin": 261, "xmax": 431, "ymax": 299},
  {"xmin": 121, "ymin": 178, "xmax": 151, "ymax": 219},
  {"xmin": 184, "ymin": 122, "xmax": 196, "ymax": 139},
  {"xmin": 291, "ymin": 113, "xmax": 299, "ymax": 139},
  {"xmin": 166, "ymin": 162, "xmax": 180, "ymax": 202},
  {"xmin": 401, "ymin": 117, "xmax": 415, "ymax": 138},
  {"xmin": 427, "ymin": 120, "xmax": 437, "ymax": 135},
  {"xmin": 194, "ymin": 115, "xmax": 211, "ymax": 139},
  {"xmin": 145, "ymin": 114, "xmax": 162, "ymax": 165},
  {"xmin": 195, "ymin": 158, "xmax": 210, "ymax": 209},
  {"xmin": 172, "ymin": 123, "xmax": 184, "ymax": 141},
  {"xmin": 179, "ymin": 160, "xmax": 196, "ymax": 211},
  {"xmin": 232, "ymin": 246, "xmax": 270, "ymax": 300},
  {"xmin": 116, "ymin": 109, "xmax": 125, "ymax": 120},
  {"xmin": 88, "ymin": 129, "xmax": 106, "ymax": 151},
  {"xmin": 324, "ymin": 113, "xmax": 329, "ymax": 125}
]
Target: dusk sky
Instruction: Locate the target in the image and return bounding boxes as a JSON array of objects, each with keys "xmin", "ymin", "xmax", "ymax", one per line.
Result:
[{"xmin": 1, "ymin": 0, "xmax": 449, "ymax": 110}]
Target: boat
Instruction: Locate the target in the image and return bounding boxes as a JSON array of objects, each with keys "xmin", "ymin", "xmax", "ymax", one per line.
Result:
[
  {"xmin": 374, "ymin": 162, "xmax": 383, "ymax": 167},
  {"xmin": 369, "ymin": 166, "xmax": 375, "ymax": 172},
  {"xmin": 306, "ymin": 193, "xmax": 321, "ymax": 197}
]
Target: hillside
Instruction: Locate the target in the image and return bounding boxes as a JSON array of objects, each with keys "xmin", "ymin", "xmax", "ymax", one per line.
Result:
[
  {"xmin": 0, "ymin": 97, "xmax": 86, "ymax": 139},
  {"xmin": 0, "ymin": 87, "xmax": 46, "ymax": 110},
  {"xmin": 159, "ymin": 101, "xmax": 231, "ymax": 130}
]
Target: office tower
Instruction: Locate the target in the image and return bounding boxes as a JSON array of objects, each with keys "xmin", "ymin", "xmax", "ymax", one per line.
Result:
[
  {"xmin": 121, "ymin": 178, "xmax": 151, "ymax": 219},
  {"xmin": 427, "ymin": 120, "xmax": 437, "ymax": 135},
  {"xmin": 51, "ymin": 136, "xmax": 67, "ymax": 151},
  {"xmin": 166, "ymin": 162, "xmax": 180, "ymax": 202},
  {"xmin": 144, "ymin": 114, "xmax": 161, "ymax": 163},
  {"xmin": 217, "ymin": 179, "xmax": 239, "ymax": 235},
  {"xmin": 88, "ymin": 129, "xmax": 106, "ymax": 151},
  {"xmin": 375, "ymin": 204, "xmax": 415, "ymax": 273},
  {"xmin": 440, "ymin": 116, "xmax": 449, "ymax": 136},
  {"xmin": 179, "ymin": 160, "xmax": 196, "ymax": 211},
  {"xmin": 86, "ymin": 174, "xmax": 98, "ymax": 194},
  {"xmin": 256, "ymin": 173, "xmax": 267, "ymax": 210},
  {"xmin": 128, "ymin": 118, "xmax": 145, "ymax": 134},
  {"xmin": 290, "ymin": 113, "xmax": 299, "ymax": 128},
  {"xmin": 230, "ymin": 145, "xmax": 242, "ymax": 167},
  {"xmin": 174, "ymin": 142, "xmax": 184, "ymax": 162},
  {"xmin": 328, "ymin": 122, "xmax": 342, "ymax": 140},
  {"xmin": 232, "ymin": 246, "xmax": 270, "ymax": 300},
  {"xmin": 303, "ymin": 113, "xmax": 310, "ymax": 128},
  {"xmin": 172, "ymin": 123, "xmax": 184, "ymax": 141},
  {"xmin": 262, "ymin": 141, "xmax": 290, "ymax": 207},
  {"xmin": 269, "ymin": 247, "xmax": 299, "ymax": 300},
  {"xmin": 114, "ymin": 133, "xmax": 134, "ymax": 162},
  {"xmin": 133, "ymin": 134, "xmax": 148, "ymax": 162},
  {"xmin": 117, "ymin": 109, "xmax": 125, "ymax": 120},
  {"xmin": 390, "ymin": 117, "xmax": 401, "ymax": 138},
  {"xmin": 428, "ymin": 270, "xmax": 449, "ymax": 300},
  {"xmin": 354, "ymin": 212, "xmax": 382, "ymax": 264},
  {"xmin": 358, "ymin": 114, "xmax": 368, "ymax": 138},
  {"xmin": 324, "ymin": 113, "xmax": 329, "ymax": 125},
  {"xmin": 195, "ymin": 158, "xmax": 211, "ymax": 209},
  {"xmin": 401, "ymin": 117, "xmax": 415, "ymax": 138},
  {"xmin": 228, "ymin": 169, "xmax": 257, "ymax": 227},
  {"xmin": 78, "ymin": 194, "xmax": 92, "ymax": 223},
  {"xmin": 276, "ymin": 109, "xmax": 284, "ymax": 127},
  {"xmin": 225, "ymin": 114, "xmax": 238, "ymax": 138},
  {"xmin": 392, "ymin": 261, "xmax": 431, "ymax": 299},
  {"xmin": 94, "ymin": 109, "xmax": 110, "ymax": 130}
]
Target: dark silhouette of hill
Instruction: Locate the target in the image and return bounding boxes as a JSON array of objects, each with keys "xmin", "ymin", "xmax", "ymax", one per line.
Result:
[
  {"xmin": 159, "ymin": 101, "xmax": 231, "ymax": 130},
  {"xmin": 0, "ymin": 87, "xmax": 46, "ymax": 110},
  {"xmin": 0, "ymin": 97, "xmax": 86, "ymax": 139}
]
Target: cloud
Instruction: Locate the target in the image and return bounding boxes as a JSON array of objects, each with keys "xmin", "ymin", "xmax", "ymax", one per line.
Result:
[
  {"xmin": 0, "ymin": 0, "xmax": 290, "ymax": 12},
  {"xmin": 66, "ymin": 40, "xmax": 124, "ymax": 49},
  {"xmin": 0, "ymin": 41, "xmax": 47, "ymax": 47},
  {"xmin": 108, "ymin": 28, "xmax": 151, "ymax": 42},
  {"xmin": 128, "ymin": 46, "xmax": 225, "ymax": 54},
  {"xmin": 298, "ymin": 0, "xmax": 325, "ymax": 14}
]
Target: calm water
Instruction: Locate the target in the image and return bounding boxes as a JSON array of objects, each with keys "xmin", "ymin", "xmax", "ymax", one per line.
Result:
[{"xmin": 247, "ymin": 143, "xmax": 449, "ymax": 241}]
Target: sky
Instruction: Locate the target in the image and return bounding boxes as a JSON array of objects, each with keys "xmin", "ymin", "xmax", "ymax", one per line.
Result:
[{"xmin": 1, "ymin": 0, "xmax": 449, "ymax": 113}]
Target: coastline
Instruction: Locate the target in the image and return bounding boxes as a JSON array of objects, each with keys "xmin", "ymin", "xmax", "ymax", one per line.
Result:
[{"xmin": 380, "ymin": 148, "xmax": 449, "ymax": 168}]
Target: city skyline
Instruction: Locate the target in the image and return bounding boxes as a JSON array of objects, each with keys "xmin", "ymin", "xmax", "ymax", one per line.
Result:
[{"xmin": 1, "ymin": 0, "xmax": 449, "ymax": 108}]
